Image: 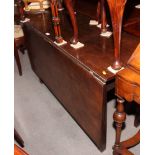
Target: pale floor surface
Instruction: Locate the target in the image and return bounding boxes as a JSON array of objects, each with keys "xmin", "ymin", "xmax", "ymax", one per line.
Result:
[{"xmin": 15, "ymin": 51, "xmax": 140, "ymax": 155}]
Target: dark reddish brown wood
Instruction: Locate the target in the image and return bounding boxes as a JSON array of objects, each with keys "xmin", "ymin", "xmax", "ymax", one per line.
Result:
[
  {"xmin": 121, "ymin": 130, "xmax": 140, "ymax": 149},
  {"xmin": 16, "ymin": 0, "xmax": 25, "ymax": 21},
  {"xmin": 96, "ymin": 1, "xmax": 100, "ymax": 21},
  {"xmin": 58, "ymin": 0, "xmax": 64, "ymax": 11},
  {"xmin": 113, "ymin": 44, "xmax": 140, "ymax": 155},
  {"xmin": 100, "ymin": 0, "xmax": 107, "ymax": 33},
  {"xmin": 123, "ymin": 8, "xmax": 140, "ymax": 37},
  {"xmin": 107, "ymin": 0, "xmax": 127, "ymax": 70},
  {"xmin": 23, "ymin": 10, "xmax": 139, "ymax": 151},
  {"xmin": 14, "ymin": 25, "xmax": 26, "ymax": 75},
  {"xmin": 50, "ymin": 0, "xmax": 63, "ymax": 43},
  {"xmin": 96, "ymin": 0, "xmax": 108, "ymax": 32},
  {"xmin": 64, "ymin": 0, "xmax": 79, "ymax": 44},
  {"xmin": 113, "ymin": 98, "xmax": 126, "ymax": 155},
  {"xmin": 63, "ymin": 0, "xmax": 108, "ymax": 44},
  {"xmin": 134, "ymin": 105, "xmax": 140, "ymax": 127},
  {"xmin": 14, "ymin": 40, "xmax": 22, "ymax": 76}
]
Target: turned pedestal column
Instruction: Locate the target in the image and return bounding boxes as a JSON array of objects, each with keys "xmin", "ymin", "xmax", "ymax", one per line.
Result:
[
  {"xmin": 113, "ymin": 44, "xmax": 140, "ymax": 155},
  {"xmin": 64, "ymin": 0, "xmax": 79, "ymax": 44},
  {"xmin": 107, "ymin": 0, "xmax": 127, "ymax": 70}
]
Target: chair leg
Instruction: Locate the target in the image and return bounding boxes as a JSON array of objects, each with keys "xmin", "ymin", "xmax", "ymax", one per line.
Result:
[
  {"xmin": 134, "ymin": 105, "xmax": 140, "ymax": 127},
  {"xmin": 120, "ymin": 130, "xmax": 140, "ymax": 149},
  {"xmin": 19, "ymin": 45, "xmax": 26, "ymax": 55},
  {"xmin": 14, "ymin": 129, "xmax": 24, "ymax": 147},
  {"xmin": 100, "ymin": 0, "xmax": 108, "ymax": 33},
  {"xmin": 113, "ymin": 98, "xmax": 126, "ymax": 155},
  {"xmin": 96, "ymin": 1, "xmax": 100, "ymax": 22},
  {"xmin": 14, "ymin": 44, "xmax": 22, "ymax": 76},
  {"xmin": 64, "ymin": 0, "xmax": 79, "ymax": 44}
]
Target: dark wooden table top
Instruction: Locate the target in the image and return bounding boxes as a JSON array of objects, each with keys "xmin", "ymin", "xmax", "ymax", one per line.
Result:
[{"xmin": 24, "ymin": 10, "xmax": 139, "ymax": 83}]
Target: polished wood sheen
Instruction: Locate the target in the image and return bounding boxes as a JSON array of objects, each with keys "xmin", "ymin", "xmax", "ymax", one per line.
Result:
[
  {"xmin": 63, "ymin": 0, "xmax": 79, "ymax": 44},
  {"xmin": 23, "ymin": 9, "xmax": 139, "ymax": 151},
  {"xmin": 113, "ymin": 44, "xmax": 140, "ymax": 155},
  {"xmin": 58, "ymin": 0, "xmax": 64, "ymax": 10},
  {"xmin": 50, "ymin": 0, "xmax": 64, "ymax": 43},
  {"xmin": 58, "ymin": 0, "xmax": 108, "ymax": 44},
  {"xmin": 100, "ymin": 0, "xmax": 108, "ymax": 33},
  {"xmin": 107, "ymin": 0, "xmax": 127, "ymax": 70},
  {"xmin": 123, "ymin": 8, "xmax": 140, "ymax": 37}
]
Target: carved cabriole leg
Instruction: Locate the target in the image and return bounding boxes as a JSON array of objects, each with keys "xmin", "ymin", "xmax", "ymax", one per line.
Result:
[
  {"xmin": 113, "ymin": 98, "xmax": 126, "ymax": 155},
  {"xmin": 100, "ymin": 0, "xmax": 107, "ymax": 33},
  {"xmin": 64, "ymin": 0, "xmax": 79, "ymax": 44},
  {"xmin": 96, "ymin": 0, "xmax": 107, "ymax": 31},
  {"xmin": 107, "ymin": 0, "xmax": 127, "ymax": 70},
  {"xmin": 50, "ymin": 0, "xmax": 63, "ymax": 43}
]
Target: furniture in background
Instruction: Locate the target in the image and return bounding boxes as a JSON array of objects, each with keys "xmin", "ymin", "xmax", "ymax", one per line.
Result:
[
  {"xmin": 23, "ymin": 9, "xmax": 139, "ymax": 150},
  {"xmin": 15, "ymin": 0, "xmax": 25, "ymax": 21},
  {"xmin": 106, "ymin": 0, "xmax": 127, "ymax": 70},
  {"xmin": 123, "ymin": 7, "xmax": 140, "ymax": 37},
  {"xmin": 49, "ymin": 0, "xmax": 135, "ymax": 70},
  {"xmin": 14, "ymin": 25, "xmax": 26, "ymax": 76},
  {"xmin": 19, "ymin": 0, "xmax": 139, "ymax": 71},
  {"xmin": 50, "ymin": 0, "xmax": 64, "ymax": 43},
  {"xmin": 50, "ymin": 0, "xmax": 108, "ymax": 44},
  {"xmin": 113, "ymin": 44, "xmax": 140, "ymax": 155},
  {"xmin": 23, "ymin": 0, "xmax": 50, "ymax": 11},
  {"xmin": 58, "ymin": 0, "xmax": 64, "ymax": 11},
  {"xmin": 14, "ymin": 144, "xmax": 29, "ymax": 155}
]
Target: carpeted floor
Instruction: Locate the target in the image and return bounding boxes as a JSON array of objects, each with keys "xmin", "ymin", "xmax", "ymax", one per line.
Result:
[{"xmin": 14, "ymin": 51, "xmax": 140, "ymax": 155}]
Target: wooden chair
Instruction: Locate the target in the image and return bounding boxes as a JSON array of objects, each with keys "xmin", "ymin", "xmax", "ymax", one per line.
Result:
[
  {"xmin": 14, "ymin": 25, "xmax": 25, "ymax": 76},
  {"xmin": 113, "ymin": 44, "xmax": 140, "ymax": 155},
  {"xmin": 50, "ymin": 0, "xmax": 108, "ymax": 44},
  {"xmin": 14, "ymin": 144, "xmax": 29, "ymax": 155}
]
